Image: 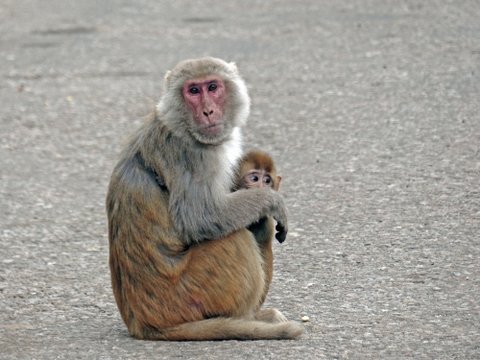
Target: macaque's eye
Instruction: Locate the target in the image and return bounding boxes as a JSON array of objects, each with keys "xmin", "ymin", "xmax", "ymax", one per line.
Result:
[
  {"xmin": 264, "ymin": 176, "xmax": 272, "ymax": 185},
  {"xmin": 249, "ymin": 174, "xmax": 259, "ymax": 182},
  {"xmin": 189, "ymin": 86, "xmax": 200, "ymax": 95},
  {"xmin": 208, "ymin": 82, "xmax": 218, "ymax": 92}
]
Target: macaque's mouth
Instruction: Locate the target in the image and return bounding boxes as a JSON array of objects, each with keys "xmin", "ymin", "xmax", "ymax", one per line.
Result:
[{"xmin": 201, "ymin": 123, "xmax": 224, "ymax": 135}]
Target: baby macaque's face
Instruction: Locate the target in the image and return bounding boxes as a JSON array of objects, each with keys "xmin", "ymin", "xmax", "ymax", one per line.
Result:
[{"xmin": 237, "ymin": 151, "xmax": 282, "ymax": 192}]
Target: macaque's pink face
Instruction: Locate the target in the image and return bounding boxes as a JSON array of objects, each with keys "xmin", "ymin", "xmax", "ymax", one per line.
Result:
[{"xmin": 182, "ymin": 77, "xmax": 227, "ymax": 137}]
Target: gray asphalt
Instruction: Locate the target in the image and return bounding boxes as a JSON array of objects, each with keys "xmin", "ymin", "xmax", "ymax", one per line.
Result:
[{"xmin": 1, "ymin": 1, "xmax": 479, "ymax": 359}]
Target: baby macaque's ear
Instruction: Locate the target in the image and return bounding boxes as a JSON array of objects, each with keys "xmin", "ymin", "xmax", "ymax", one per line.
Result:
[{"xmin": 274, "ymin": 175, "xmax": 282, "ymax": 191}]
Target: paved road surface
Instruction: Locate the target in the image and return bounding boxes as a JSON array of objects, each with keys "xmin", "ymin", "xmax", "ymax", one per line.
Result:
[{"xmin": 1, "ymin": 1, "xmax": 479, "ymax": 359}]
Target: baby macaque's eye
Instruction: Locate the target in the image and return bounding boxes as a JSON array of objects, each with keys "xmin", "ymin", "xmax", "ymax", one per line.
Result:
[
  {"xmin": 249, "ymin": 174, "xmax": 259, "ymax": 182},
  {"xmin": 264, "ymin": 176, "xmax": 272, "ymax": 185}
]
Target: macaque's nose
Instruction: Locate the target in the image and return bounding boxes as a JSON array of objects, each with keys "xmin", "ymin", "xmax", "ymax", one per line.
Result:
[{"xmin": 203, "ymin": 110, "xmax": 214, "ymax": 117}]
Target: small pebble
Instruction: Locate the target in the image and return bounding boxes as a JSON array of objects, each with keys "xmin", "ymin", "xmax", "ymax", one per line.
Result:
[{"xmin": 301, "ymin": 316, "xmax": 310, "ymax": 322}]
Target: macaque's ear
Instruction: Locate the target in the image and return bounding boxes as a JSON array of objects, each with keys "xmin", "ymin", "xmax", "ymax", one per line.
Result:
[
  {"xmin": 164, "ymin": 70, "xmax": 172, "ymax": 84},
  {"xmin": 274, "ymin": 175, "xmax": 282, "ymax": 191},
  {"xmin": 228, "ymin": 62, "xmax": 239, "ymax": 74}
]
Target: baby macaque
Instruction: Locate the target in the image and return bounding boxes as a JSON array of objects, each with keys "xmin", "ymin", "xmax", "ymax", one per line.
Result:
[{"xmin": 235, "ymin": 150, "xmax": 284, "ymax": 303}]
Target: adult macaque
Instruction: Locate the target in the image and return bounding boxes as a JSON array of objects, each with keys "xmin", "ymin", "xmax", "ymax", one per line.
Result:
[
  {"xmin": 106, "ymin": 57, "xmax": 302, "ymax": 340},
  {"xmin": 234, "ymin": 150, "xmax": 283, "ymax": 304}
]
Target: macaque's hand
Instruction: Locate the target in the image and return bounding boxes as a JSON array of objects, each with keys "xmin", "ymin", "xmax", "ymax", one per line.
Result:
[{"xmin": 275, "ymin": 221, "xmax": 287, "ymax": 243}]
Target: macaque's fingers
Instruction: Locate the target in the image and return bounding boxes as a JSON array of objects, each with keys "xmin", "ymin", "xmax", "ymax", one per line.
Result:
[
  {"xmin": 270, "ymin": 193, "xmax": 288, "ymax": 243},
  {"xmin": 275, "ymin": 222, "xmax": 287, "ymax": 243}
]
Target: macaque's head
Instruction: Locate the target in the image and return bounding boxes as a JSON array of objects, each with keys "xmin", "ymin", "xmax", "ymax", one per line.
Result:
[
  {"xmin": 237, "ymin": 150, "xmax": 282, "ymax": 191},
  {"xmin": 157, "ymin": 57, "xmax": 251, "ymax": 145}
]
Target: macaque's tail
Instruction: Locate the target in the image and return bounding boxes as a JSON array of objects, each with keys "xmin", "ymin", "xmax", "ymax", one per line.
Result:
[{"xmin": 139, "ymin": 318, "xmax": 303, "ymax": 341}]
